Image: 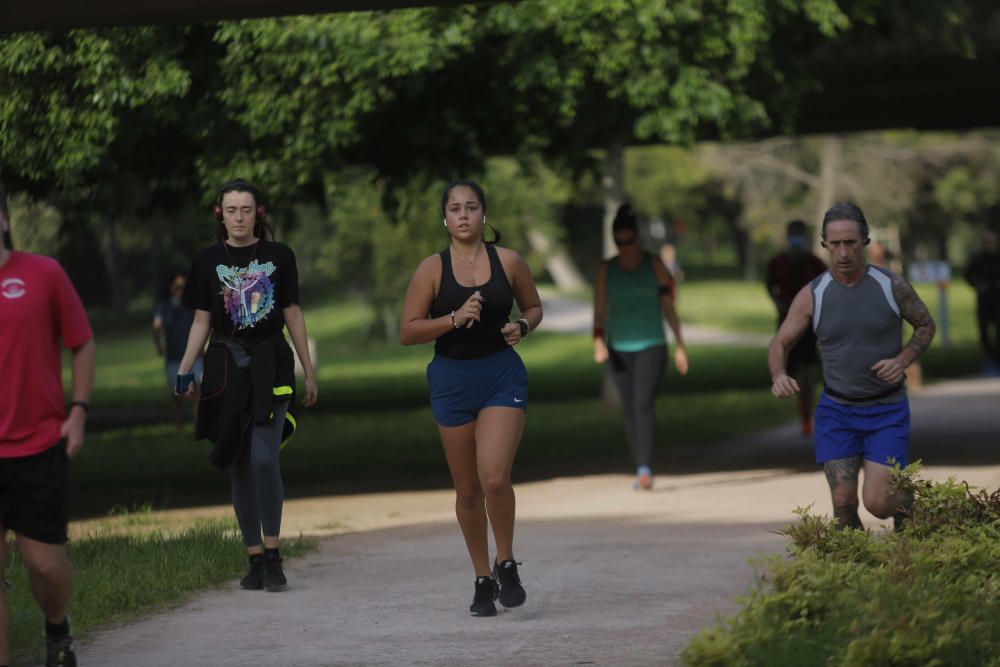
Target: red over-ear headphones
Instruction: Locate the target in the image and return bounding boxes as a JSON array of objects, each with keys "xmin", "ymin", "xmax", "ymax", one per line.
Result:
[{"xmin": 214, "ymin": 179, "xmax": 266, "ymax": 222}]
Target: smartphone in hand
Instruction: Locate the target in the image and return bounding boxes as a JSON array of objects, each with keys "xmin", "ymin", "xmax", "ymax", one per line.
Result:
[{"xmin": 175, "ymin": 373, "xmax": 195, "ymax": 395}]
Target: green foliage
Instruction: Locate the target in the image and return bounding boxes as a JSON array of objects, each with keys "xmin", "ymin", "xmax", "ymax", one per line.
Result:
[
  {"xmin": 0, "ymin": 28, "xmax": 190, "ymax": 189},
  {"xmin": 682, "ymin": 466, "xmax": 1000, "ymax": 667}
]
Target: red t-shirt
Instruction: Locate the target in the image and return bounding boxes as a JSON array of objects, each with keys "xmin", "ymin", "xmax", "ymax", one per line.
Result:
[{"xmin": 0, "ymin": 251, "xmax": 93, "ymax": 458}]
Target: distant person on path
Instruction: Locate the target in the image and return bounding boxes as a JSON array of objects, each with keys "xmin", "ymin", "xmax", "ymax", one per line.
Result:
[
  {"xmin": 0, "ymin": 180, "xmax": 95, "ymax": 667},
  {"xmin": 177, "ymin": 179, "xmax": 317, "ymax": 592},
  {"xmin": 659, "ymin": 242, "xmax": 685, "ymax": 284},
  {"xmin": 765, "ymin": 220, "xmax": 827, "ymax": 436},
  {"xmin": 153, "ymin": 272, "xmax": 203, "ymax": 431},
  {"xmin": 593, "ymin": 204, "xmax": 688, "ymax": 491},
  {"xmin": 768, "ymin": 203, "xmax": 936, "ymax": 530},
  {"xmin": 965, "ymin": 224, "xmax": 1000, "ymax": 375},
  {"xmin": 400, "ymin": 179, "xmax": 542, "ymax": 617}
]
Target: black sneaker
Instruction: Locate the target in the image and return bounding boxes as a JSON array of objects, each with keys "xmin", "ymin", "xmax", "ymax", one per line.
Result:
[
  {"xmin": 46, "ymin": 634, "xmax": 77, "ymax": 667},
  {"xmin": 263, "ymin": 550, "xmax": 287, "ymax": 592},
  {"xmin": 469, "ymin": 576, "xmax": 498, "ymax": 617},
  {"xmin": 240, "ymin": 554, "xmax": 266, "ymax": 590},
  {"xmin": 493, "ymin": 559, "xmax": 527, "ymax": 608}
]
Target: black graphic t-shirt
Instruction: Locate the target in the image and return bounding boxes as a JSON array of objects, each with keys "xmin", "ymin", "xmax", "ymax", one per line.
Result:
[{"xmin": 182, "ymin": 240, "xmax": 300, "ymax": 339}]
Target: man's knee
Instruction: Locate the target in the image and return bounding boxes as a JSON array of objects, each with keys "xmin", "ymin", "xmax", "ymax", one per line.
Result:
[
  {"xmin": 21, "ymin": 546, "xmax": 71, "ymax": 582},
  {"xmin": 862, "ymin": 493, "xmax": 898, "ymax": 520},
  {"xmin": 829, "ymin": 484, "xmax": 858, "ymax": 509}
]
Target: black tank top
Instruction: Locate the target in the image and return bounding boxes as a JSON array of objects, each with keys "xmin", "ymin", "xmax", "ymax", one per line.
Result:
[{"xmin": 431, "ymin": 244, "xmax": 514, "ymax": 359}]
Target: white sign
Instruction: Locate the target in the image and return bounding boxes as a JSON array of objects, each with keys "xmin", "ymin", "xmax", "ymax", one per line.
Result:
[{"xmin": 908, "ymin": 261, "xmax": 951, "ymax": 283}]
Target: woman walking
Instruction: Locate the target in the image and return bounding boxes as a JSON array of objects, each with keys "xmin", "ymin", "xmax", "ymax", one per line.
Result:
[
  {"xmin": 400, "ymin": 179, "xmax": 542, "ymax": 617},
  {"xmin": 177, "ymin": 179, "xmax": 317, "ymax": 591},
  {"xmin": 593, "ymin": 204, "xmax": 688, "ymax": 490}
]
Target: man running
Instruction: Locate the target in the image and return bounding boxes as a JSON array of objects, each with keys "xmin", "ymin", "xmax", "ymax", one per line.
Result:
[
  {"xmin": 768, "ymin": 203, "xmax": 935, "ymax": 529},
  {"xmin": 0, "ymin": 179, "xmax": 95, "ymax": 666},
  {"xmin": 765, "ymin": 220, "xmax": 827, "ymax": 436}
]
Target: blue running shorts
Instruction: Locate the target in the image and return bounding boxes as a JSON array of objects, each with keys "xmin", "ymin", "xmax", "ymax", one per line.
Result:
[
  {"xmin": 814, "ymin": 391, "xmax": 910, "ymax": 467},
  {"xmin": 427, "ymin": 347, "xmax": 528, "ymax": 427}
]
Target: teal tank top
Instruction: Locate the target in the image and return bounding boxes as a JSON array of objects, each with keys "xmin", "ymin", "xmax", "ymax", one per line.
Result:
[{"xmin": 605, "ymin": 254, "xmax": 666, "ymax": 352}]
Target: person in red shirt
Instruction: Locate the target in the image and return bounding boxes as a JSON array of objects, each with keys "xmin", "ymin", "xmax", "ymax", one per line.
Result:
[
  {"xmin": 765, "ymin": 220, "xmax": 827, "ymax": 436},
  {"xmin": 0, "ymin": 180, "xmax": 95, "ymax": 667}
]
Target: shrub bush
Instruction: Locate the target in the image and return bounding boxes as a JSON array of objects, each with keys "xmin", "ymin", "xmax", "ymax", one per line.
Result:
[{"xmin": 682, "ymin": 464, "xmax": 1000, "ymax": 667}]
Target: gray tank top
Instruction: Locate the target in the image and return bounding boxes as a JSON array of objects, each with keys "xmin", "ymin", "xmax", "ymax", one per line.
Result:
[{"xmin": 811, "ymin": 265, "xmax": 905, "ymax": 405}]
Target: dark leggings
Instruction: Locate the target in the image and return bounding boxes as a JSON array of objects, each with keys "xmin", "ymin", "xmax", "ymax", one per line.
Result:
[
  {"xmin": 609, "ymin": 345, "xmax": 666, "ymax": 471},
  {"xmin": 230, "ymin": 400, "xmax": 287, "ymax": 548},
  {"xmin": 227, "ymin": 343, "xmax": 288, "ymax": 548},
  {"xmin": 976, "ymin": 300, "xmax": 1000, "ymax": 363}
]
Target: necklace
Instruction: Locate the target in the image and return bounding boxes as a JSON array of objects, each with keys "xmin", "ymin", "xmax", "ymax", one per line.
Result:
[{"xmin": 451, "ymin": 243, "xmax": 483, "ymax": 266}]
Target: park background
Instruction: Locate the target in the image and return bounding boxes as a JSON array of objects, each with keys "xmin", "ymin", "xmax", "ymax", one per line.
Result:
[{"xmin": 2, "ymin": 1, "xmax": 999, "ymax": 665}]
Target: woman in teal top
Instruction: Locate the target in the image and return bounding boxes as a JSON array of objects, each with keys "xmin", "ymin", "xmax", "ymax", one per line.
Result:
[{"xmin": 593, "ymin": 205, "xmax": 688, "ymax": 490}]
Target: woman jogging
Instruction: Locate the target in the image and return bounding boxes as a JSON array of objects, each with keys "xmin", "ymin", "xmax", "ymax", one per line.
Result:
[
  {"xmin": 177, "ymin": 179, "xmax": 317, "ymax": 592},
  {"xmin": 593, "ymin": 204, "xmax": 688, "ymax": 490},
  {"xmin": 400, "ymin": 179, "xmax": 543, "ymax": 617}
]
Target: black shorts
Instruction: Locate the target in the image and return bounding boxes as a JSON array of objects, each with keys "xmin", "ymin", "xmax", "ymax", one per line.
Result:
[
  {"xmin": 0, "ymin": 440, "xmax": 70, "ymax": 544},
  {"xmin": 787, "ymin": 328, "xmax": 820, "ymax": 376}
]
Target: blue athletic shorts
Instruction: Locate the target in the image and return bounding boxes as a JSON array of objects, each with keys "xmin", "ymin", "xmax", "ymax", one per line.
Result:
[
  {"xmin": 427, "ymin": 347, "xmax": 528, "ymax": 427},
  {"xmin": 814, "ymin": 391, "xmax": 910, "ymax": 467}
]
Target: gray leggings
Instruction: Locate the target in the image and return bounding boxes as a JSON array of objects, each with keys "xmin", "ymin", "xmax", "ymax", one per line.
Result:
[
  {"xmin": 609, "ymin": 345, "xmax": 666, "ymax": 471},
  {"xmin": 228, "ymin": 344, "xmax": 288, "ymax": 548}
]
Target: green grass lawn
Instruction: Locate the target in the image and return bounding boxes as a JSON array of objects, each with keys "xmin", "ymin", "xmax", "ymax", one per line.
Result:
[
  {"xmin": 5, "ymin": 519, "xmax": 314, "ymax": 667},
  {"xmin": 69, "ymin": 278, "xmax": 989, "ymax": 517}
]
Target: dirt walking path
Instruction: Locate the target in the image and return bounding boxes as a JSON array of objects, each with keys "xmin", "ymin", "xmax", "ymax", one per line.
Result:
[{"xmin": 76, "ymin": 377, "xmax": 1000, "ymax": 666}]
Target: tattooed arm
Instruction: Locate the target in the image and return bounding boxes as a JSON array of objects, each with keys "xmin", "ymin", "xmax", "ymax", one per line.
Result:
[{"xmin": 871, "ymin": 274, "xmax": 937, "ymax": 383}]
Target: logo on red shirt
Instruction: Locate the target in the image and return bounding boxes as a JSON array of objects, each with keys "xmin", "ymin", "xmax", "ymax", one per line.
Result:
[{"xmin": 1, "ymin": 277, "xmax": 26, "ymax": 299}]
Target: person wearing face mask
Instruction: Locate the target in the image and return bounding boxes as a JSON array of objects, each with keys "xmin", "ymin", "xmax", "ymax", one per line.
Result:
[
  {"xmin": 153, "ymin": 272, "xmax": 203, "ymax": 431},
  {"xmin": 765, "ymin": 220, "xmax": 827, "ymax": 436},
  {"xmin": 593, "ymin": 204, "xmax": 688, "ymax": 492}
]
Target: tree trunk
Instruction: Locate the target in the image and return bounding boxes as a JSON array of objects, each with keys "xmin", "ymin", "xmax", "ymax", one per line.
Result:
[
  {"xmin": 151, "ymin": 216, "xmax": 163, "ymax": 305},
  {"xmin": 526, "ymin": 229, "xmax": 587, "ymax": 291},
  {"xmin": 600, "ymin": 140, "xmax": 626, "ymax": 405},
  {"xmin": 602, "ymin": 140, "xmax": 625, "ymax": 260},
  {"xmin": 729, "ymin": 220, "xmax": 756, "ymax": 281},
  {"xmin": 814, "ymin": 135, "xmax": 840, "ymax": 252},
  {"xmin": 104, "ymin": 216, "xmax": 123, "ymax": 311}
]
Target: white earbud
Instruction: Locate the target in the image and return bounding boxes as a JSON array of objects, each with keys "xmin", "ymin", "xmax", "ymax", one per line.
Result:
[
  {"xmin": 443, "ymin": 218, "xmax": 448, "ymax": 227},
  {"xmin": 482, "ymin": 215, "xmax": 487, "ymax": 225}
]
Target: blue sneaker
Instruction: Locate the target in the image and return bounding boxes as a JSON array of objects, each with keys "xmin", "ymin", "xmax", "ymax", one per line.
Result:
[{"xmin": 633, "ymin": 466, "xmax": 653, "ymax": 490}]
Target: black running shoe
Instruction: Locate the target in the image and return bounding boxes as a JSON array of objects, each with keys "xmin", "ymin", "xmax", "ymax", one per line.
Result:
[
  {"xmin": 46, "ymin": 634, "xmax": 77, "ymax": 667},
  {"xmin": 469, "ymin": 576, "xmax": 498, "ymax": 617},
  {"xmin": 263, "ymin": 551, "xmax": 287, "ymax": 592},
  {"xmin": 240, "ymin": 554, "xmax": 266, "ymax": 590},
  {"xmin": 493, "ymin": 559, "xmax": 527, "ymax": 608}
]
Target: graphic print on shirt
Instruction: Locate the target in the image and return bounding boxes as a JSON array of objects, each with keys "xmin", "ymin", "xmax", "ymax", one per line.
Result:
[
  {"xmin": 1, "ymin": 277, "xmax": 26, "ymax": 299},
  {"xmin": 216, "ymin": 260, "xmax": 277, "ymax": 330}
]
